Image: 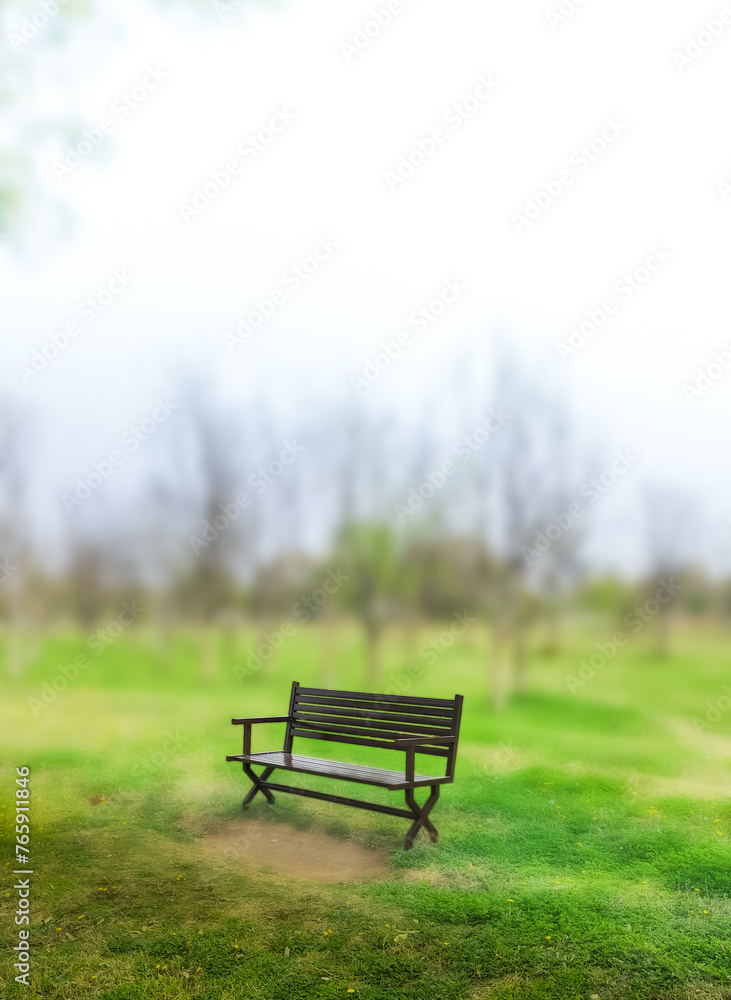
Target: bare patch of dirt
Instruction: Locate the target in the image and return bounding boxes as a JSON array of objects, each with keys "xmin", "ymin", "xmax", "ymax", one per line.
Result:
[{"xmin": 199, "ymin": 819, "xmax": 389, "ymax": 883}]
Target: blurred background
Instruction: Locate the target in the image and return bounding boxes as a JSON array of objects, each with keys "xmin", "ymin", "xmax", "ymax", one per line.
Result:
[
  {"xmin": 1, "ymin": 0, "xmax": 730, "ymax": 713},
  {"xmin": 4, "ymin": 8, "xmax": 731, "ymax": 996}
]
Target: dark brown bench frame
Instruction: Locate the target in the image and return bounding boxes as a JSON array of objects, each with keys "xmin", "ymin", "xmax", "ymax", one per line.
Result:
[{"xmin": 226, "ymin": 681, "xmax": 463, "ymax": 850}]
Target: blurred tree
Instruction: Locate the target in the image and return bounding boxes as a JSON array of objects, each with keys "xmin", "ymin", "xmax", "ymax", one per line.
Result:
[
  {"xmin": 0, "ymin": 394, "xmax": 34, "ymax": 675},
  {"xmin": 401, "ymin": 535, "xmax": 492, "ymax": 621},
  {"xmin": 469, "ymin": 342, "xmax": 589, "ymax": 708},
  {"xmin": 643, "ymin": 485, "xmax": 698, "ymax": 656},
  {"xmin": 335, "ymin": 522, "xmax": 400, "ymax": 685},
  {"xmin": 171, "ymin": 371, "xmax": 251, "ymax": 679},
  {"xmin": 0, "ymin": 0, "xmax": 268, "ymax": 242},
  {"xmin": 67, "ymin": 540, "xmax": 106, "ymax": 629},
  {"xmin": 320, "ymin": 397, "xmax": 409, "ymax": 683}
]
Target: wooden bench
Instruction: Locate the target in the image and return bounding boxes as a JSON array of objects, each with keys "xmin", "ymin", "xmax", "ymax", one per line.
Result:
[{"xmin": 226, "ymin": 681, "xmax": 463, "ymax": 850}]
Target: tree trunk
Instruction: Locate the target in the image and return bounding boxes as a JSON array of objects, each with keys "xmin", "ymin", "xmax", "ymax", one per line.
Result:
[
  {"xmin": 490, "ymin": 625, "xmax": 510, "ymax": 711},
  {"xmin": 221, "ymin": 624, "xmax": 236, "ymax": 674},
  {"xmin": 5, "ymin": 622, "xmax": 24, "ymax": 677},
  {"xmin": 513, "ymin": 628, "xmax": 529, "ymax": 694},
  {"xmin": 158, "ymin": 617, "xmax": 173, "ymax": 675},
  {"xmin": 545, "ymin": 598, "xmax": 563, "ymax": 655},
  {"xmin": 201, "ymin": 627, "xmax": 218, "ymax": 681},
  {"xmin": 5, "ymin": 572, "xmax": 24, "ymax": 677},
  {"xmin": 320, "ymin": 615, "xmax": 338, "ymax": 689},
  {"xmin": 364, "ymin": 620, "xmax": 381, "ymax": 686},
  {"xmin": 257, "ymin": 619, "xmax": 276, "ymax": 678},
  {"xmin": 655, "ymin": 607, "xmax": 671, "ymax": 657},
  {"xmin": 149, "ymin": 592, "xmax": 172, "ymax": 675},
  {"xmin": 491, "ymin": 567, "xmax": 519, "ymax": 709},
  {"xmin": 402, "ymin": 614, "xmax": 420, "ymax": 668}
]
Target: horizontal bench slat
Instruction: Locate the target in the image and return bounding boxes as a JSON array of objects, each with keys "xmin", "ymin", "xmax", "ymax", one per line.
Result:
[
  {"xmin": 290, "ymin": 727, "xmax": 395, "ymax": 750},
  {"xmin": 289, "ymin": 727, "xmax": 450, "ymax": 757},
  {"xmin": 293, "ymin": 718, "xmax": 454, "ymax": 745},
  {"xmin": 293, "ymin": 711, "xmax": 452, "ymax": 737},
  {"xmin": 293, "ymin": 704, "xmax": 455, "ymax": 729},
  {"xmin": 295, "ymin": 693, "xmax": 455, "ymax": 720},
  {"xmin": 296, "ymin": 686, "xmax": 457, "ymax": 708},
  {"xmin": 289, "ymin": 727, "xmax": 395, "ymax": 751}
]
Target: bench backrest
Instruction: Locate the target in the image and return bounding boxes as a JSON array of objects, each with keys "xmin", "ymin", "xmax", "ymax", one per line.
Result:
[{"xmin": 283, "ymin": 682, "xmax": 463, "ymax": 777}]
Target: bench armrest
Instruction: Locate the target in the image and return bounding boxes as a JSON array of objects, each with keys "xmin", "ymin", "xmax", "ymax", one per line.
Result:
[
  {"xmin": 232, "ymin": 717, "xmax": 291, "ymax": 755},
  {"xmin": 393, "ymin": 735, "xmax": 456, "ymax": 785},
  {"xmin": 232, "ymin": 716, "xmax": 291, "ymax": 725}
]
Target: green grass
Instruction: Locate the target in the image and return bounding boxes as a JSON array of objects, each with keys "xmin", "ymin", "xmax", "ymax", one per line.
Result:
[{"xmin": 1, "ymin": 622, "xmax": 730, "ymax": 998}]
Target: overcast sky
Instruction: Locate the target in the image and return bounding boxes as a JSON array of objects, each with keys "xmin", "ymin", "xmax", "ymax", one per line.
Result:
[{"xmin": 3, "ymin": 0, "xmax": 731, "ymax": 575}]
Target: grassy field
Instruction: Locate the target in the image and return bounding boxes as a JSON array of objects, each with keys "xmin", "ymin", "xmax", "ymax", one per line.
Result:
[{"xmin": 1, "ymin": 622, "xmax": 730, "ymax": 999}]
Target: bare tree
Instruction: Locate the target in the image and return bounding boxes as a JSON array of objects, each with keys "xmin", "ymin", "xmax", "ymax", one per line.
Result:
[
  {"xmin": 643, "ymin": 485, "xmax": 697, "ymax": 656},
  {"xmin": 170, "ymin": 371, "xmax": 250, "ymax": 679},
  {"xmin": 469, "ymin": 342, "xmax": 588, "ymax": 708},
  {"xmin": 0, "ymin": 394, "xmax": 34, "ymax": 675},
  {"xmin": 322, "ymin": 397, "xmax": 409, "ymax": 684}
]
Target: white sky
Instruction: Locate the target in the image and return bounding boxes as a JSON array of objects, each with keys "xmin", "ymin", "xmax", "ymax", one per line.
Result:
[{"xmin": 3, "ymin": 0, "xmax": 731, "ymax": 575}]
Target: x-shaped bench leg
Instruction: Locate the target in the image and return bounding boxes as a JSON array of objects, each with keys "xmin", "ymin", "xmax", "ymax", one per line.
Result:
[
  {"xmin": 242, "ymin": 764, "xmax": 276, "ymax": 808},
  {"xmin": 404, "ymin": 785, "xmax": 440, "ymax": 850}
]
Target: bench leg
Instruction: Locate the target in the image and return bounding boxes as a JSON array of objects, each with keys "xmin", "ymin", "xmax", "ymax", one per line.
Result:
[
  {"xmin": 404, "ymin": 785, "xmax": 440, "ymax": 850},
  {"xmin": 242, "ymin": 764, "xmax": 276, "ymax": 808}
]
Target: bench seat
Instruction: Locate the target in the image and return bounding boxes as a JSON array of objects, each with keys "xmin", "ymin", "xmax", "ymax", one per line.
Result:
[{"xmin": 226, "ymin": 750, "xmax": 452, "ymax": 790}]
